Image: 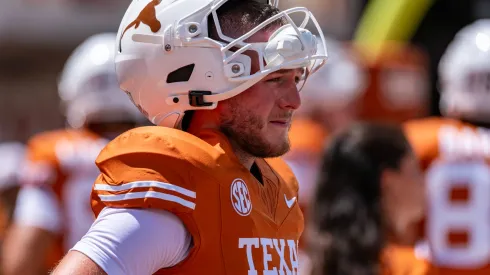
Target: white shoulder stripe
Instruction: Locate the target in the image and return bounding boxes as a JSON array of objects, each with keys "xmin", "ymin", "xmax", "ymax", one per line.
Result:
[
  {"xmin": 98, "ymin": 191, "xmax": 196, "ymax": 210},
  {"xmin": 94, "ymin": 181, "xmax": 196, "ymax": 199}
]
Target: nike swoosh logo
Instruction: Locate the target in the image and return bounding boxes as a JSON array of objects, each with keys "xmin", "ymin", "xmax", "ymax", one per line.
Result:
[{"xmin": 284, "ymin": 194, "xmax": 297, "ymax": 208}]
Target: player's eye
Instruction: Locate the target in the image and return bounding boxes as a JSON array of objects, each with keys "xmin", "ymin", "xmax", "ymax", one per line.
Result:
[{"xmin": 267, "ymin": 77, "xmax": 283, "ymax": 83}]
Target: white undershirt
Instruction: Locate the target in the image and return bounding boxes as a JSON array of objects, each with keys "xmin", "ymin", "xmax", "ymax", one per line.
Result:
[{"xmin": 72, "ymin": 207, "xmax": 192, "ymax": 275}]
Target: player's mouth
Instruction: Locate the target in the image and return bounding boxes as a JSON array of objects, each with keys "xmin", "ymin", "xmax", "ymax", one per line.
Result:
[{"xmin": 269, "ymin": 119, "xmax": 291, "ymax": 127}]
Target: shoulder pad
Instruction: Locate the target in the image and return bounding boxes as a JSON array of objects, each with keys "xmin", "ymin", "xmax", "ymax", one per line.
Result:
[
  {"xmin": 93, "ymin": 126, "xmax": 224, "ymax": 215},
  {"xmin": 403, "ymin": 117, "xmax": 464, "ymax": 169},
  {"xmin": 97, "ymin": 126, "xmax": 224, "ymax": 172},
  {"xmin": 22, "ymin": 129, "xmax": 72, "ymax": 187}
]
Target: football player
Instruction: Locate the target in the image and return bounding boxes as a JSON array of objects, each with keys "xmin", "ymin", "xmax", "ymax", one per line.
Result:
[
  {"xmin": 2, "ymin": 33, "xmax": 144, "ymax": 275},
  {"xmin": 404, "ymin": 20, "xmax": 490, "ymax": 275},
  {"xmin": 53, "ymin": 0, "xmax": 328, "ymax": 274},
  {"xmin": 354, "ymin": 42, "xmax": 430, "ymax": 124}
]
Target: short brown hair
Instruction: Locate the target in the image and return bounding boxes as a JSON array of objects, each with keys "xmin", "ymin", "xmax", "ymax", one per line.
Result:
[{"xmin": 207, "ymin": 0, "xmax": 284, "ymax": 40}]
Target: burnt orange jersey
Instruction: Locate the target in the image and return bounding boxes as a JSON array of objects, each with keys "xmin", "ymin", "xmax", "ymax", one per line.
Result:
[
  {"xmin": 91, "ymin": 126, "xmax": 303, "ymax": 274},
  {"xmin": 404, "ymin": 117, "xmax": 490, "ymax": 275},
  {"xmin": 21, "ymin": 129, "xmax": 107, "ymax": 269}
]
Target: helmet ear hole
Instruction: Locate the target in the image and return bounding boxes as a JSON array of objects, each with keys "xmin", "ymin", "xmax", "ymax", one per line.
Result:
[{"xmin": 167, "ymin": 64, "xmax": 196, "ymax": 83}]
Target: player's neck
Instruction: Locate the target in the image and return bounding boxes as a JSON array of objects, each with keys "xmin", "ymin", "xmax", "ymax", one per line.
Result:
[
  {"xmin": 233, "ymin": 147, "xmax": 263, "ymax": 184},
  {"xmin": 230, "ymin": 145, "xmax": 256, "ymax": 170},
  {"xmin": 187, "ymin": 111, "xmax": 256, "ymax": 170},
  {"xmin": 187, "ymin": 111, "xmax": 220, "ymax": 133}
]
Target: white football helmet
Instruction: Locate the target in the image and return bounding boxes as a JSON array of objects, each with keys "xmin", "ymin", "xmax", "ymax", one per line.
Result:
[
  {"xmin": 439, "ymin": 19, "xmax": 490, "ymax": 123},
  {"xmin": 58, "ymin": 33, "xmax": 144, "ymax": 129},
  {"xmin": 116, "ymin": 0, "xmax": 328, "ymax": 128},
  {"xmin": 300, "ymin": 38, "xmax": 366, "ymax": 112}
]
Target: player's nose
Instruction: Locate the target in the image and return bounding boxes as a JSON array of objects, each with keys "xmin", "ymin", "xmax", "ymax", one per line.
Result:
[
  {"xmin": 278, "ymin": 73, "xmax": 302, "ymax": 110},
  {"xmin": 279, "ymin": 85, "xmax": 301, "ymax": 110}
]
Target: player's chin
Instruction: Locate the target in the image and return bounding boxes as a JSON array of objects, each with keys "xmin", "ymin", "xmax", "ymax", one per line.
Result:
[
  {"xmin": 266, "ymin": 122, "xmax": 291, "ymax": 137},
  {"xmin": 266, "ymin": 138, "xmax": 291, "ymax": 158}
]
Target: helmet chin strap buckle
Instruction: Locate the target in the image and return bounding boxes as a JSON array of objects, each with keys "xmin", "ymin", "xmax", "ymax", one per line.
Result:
[{"xmin": 189, "ymin": 91, "xmax": 213, "ymax": 107}]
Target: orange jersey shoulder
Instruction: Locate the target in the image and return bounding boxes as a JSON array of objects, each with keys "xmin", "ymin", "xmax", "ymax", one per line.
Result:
[
  {"xmin": 404, "ymin": 117, "xmax": 490, "ymax": 167},
  {"xmin": 96, "ymin": 126, "xmax": 223, "ymax": 174},
  {"xmin": 93, "ymin": 126, "xmax": 227, "ymax": 215},
  {"xmin": 22, "ymin": 128, "xmax": 103, "ymax": 187},
  {"xmin": 95, "ymin": 126, "xmax": 224, "ymax": 184},
  {"xmin": 403, "ymin": 117, "xmax": 466, "ymax": 169},
  {"xmin": 26, "ymin": 129, "xmax": 90, "ymax": 165},
  {"xmin": 93, "ymin": 126, "xmax": 300, "ymax": 212}
]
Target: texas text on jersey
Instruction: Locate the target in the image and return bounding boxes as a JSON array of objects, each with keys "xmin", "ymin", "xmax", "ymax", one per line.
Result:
[{"xmin": 91, "ymin": 126, "xmax": 303, "ymax": 274}]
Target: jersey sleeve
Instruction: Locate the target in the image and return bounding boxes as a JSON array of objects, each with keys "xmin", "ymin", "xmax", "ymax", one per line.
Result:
[
  {"xmin": 71, "ymin": 207, "xmax": 191, "ymax": 274},
  {"xmin": 403, "ymin": 118, "xmax": 445, "ymax": 169},
  {"xmin": 91, "ymin": 127, "xmax": 202, "ymax": 216}
]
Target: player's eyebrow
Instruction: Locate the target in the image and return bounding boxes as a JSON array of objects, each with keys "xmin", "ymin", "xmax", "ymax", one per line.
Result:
[{"xmin": 270, "ymin": 68, "xmax": 306, "ymax": 76}]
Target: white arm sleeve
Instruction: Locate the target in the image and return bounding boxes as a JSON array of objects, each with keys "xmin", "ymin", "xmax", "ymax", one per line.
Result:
[
  {"xmin": 13, "ymin": 186, "xmax": 63, "ymax": 233},
  {"xmin": 71, "ymin": 207, "xmax": 191, "ymax": 275}
]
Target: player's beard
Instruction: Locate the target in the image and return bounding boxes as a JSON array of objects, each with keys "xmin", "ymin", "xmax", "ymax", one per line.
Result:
[{"xmin": 220, "ymin": 100, "xmax": 291, "ymax": 159}]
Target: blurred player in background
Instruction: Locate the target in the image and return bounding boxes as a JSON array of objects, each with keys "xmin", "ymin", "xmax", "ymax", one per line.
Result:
[
  {"xmin": 354, "ymin": 42, "xmax": 430, "ymax": 124},
  {"xmin": 404, "ymin": 19, "xmax": 490, "ymax": 275},
  {"xmin": 2, "ymin": 33, "xmax": 144, "ymax": 275},
  {"xmin": 308, "ymin": 122, "xmax": 429, "ymax": 275}
]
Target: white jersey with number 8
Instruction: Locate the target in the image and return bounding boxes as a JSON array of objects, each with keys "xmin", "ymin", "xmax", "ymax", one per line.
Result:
[{"xmin": 405, "ymin": 117, "xmax": 490, "ymax": 274}]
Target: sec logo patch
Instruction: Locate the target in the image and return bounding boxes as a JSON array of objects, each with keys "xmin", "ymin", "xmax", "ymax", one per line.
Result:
[{"xmin": 230, "ymin": 178, "xmax": 252, "ymax": 216}]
